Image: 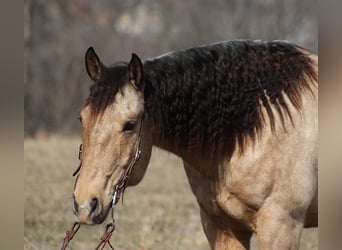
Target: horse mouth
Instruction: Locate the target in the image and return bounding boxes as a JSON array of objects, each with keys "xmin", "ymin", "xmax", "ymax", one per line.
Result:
[
  {"xmin": 74, "ymin": 200, "xmax": 111, "ymax": 225},
  {"xmin": 90, "ymin": 204, "xmax": 111, "ymax": 224}
]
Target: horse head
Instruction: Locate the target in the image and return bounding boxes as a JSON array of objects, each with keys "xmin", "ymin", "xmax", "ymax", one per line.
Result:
[{"xmin": 73, "ymin": 48, "xmax": 152, "ymax": 224}]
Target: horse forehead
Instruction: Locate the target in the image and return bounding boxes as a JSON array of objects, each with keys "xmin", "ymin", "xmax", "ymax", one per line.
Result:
[{"xmin": 111, "ymin": 85, "xmax": 144, "ymax": 116}]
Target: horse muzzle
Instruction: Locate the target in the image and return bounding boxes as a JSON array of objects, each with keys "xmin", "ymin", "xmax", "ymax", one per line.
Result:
[{"xmin": 73, "ymin": 195, "xmax": 108, "ymax": 224}]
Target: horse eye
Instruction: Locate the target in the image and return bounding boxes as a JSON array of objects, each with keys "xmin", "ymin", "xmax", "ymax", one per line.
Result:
[{"xmin": 123, "ymin": 121, "xmax": 136, "ymax": 132}]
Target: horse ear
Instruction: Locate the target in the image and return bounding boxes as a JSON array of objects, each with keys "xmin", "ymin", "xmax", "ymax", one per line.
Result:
[
  {"xmin": 128, "ymin": 53, "xmax": 143, "ymax": 90},
  {"xmin": 85, "ymin": 47, "xmax": 103, "ymax": 82}
]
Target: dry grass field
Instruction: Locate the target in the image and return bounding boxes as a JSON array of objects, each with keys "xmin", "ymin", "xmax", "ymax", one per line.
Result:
[{"xmin": 24, "ymin": 136, "xmax": 317, "ymax": 250}]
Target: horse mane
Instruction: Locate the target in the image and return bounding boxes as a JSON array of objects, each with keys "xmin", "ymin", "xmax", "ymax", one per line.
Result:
[
  {"xmin": 143, "ymin": 40, "xmax": 317, "ymax": 159},
  {"xmin": 85, "ymin": 40, "xmax": 317, "ymax": 161}
]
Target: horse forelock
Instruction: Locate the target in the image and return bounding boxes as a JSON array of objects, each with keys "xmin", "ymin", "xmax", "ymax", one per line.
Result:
[{"xmin": 85, "ymin": 63, "xmax": 128, "ymax": 116}]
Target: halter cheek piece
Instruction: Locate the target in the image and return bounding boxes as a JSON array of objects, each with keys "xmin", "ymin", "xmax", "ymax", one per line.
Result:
[{"xmin": 112, "ymin": 146, "xmax": 142, "ymax": 205}]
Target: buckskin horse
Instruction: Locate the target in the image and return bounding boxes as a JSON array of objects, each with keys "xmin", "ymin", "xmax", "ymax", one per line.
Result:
[{"xmin": 72, "ymin": 40, "xmax": 318, "ymax": 250}]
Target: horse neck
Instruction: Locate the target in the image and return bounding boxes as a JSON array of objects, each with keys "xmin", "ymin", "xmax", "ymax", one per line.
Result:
[
  {"xmin": 141, "ymin": 42, "xmax": 317, "ymax": 174},
  {"xmin": 142, "ymin": 66, "xmax": 225, "ymax": 170},
  {"xmin": 143, "ymin": 82, "xmax": 196, "ymax": 161}
]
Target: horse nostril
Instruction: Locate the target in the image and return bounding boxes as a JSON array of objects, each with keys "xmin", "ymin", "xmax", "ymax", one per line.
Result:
[
  {"xmin": 90, "ymin": 197, "xmax": 98, "ymax": 214},
  {"xmin": 73, "ymin": 194, "xmax": 79, "ymax": 215}
]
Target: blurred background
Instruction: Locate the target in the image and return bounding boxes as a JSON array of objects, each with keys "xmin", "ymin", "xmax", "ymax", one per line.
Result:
[
  {"xmin": 24, "ymin": 0, "xmax": 317, "ymax": 137},
  {"xmin": 24, "ymin": 0, "xmax": 318, "ymax": 249}
]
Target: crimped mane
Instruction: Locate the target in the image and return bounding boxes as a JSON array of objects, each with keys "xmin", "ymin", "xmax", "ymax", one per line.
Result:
[
  {"xmin": 84, "ymin": 40, "xmax": 317, "ymax": 160},
  {"xmin": 143, "ymin": 40, "xmax": 317, "ymax": 158}
]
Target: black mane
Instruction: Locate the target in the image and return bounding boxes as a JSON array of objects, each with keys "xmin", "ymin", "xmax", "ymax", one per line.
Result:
[{"xmin": 143, "ymin": 40, "xmax": 317, "ymax": 157}]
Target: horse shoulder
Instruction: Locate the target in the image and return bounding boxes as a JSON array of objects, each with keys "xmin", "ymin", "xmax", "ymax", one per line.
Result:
[{"xmin": 217, "ymin": 83, "xmax": 318, "ymax": 229}]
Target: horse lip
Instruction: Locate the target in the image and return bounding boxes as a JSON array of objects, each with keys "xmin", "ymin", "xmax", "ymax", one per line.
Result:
[
  {"xmin": 92, "ymin": 215, "xmax": 106, "ymax": 224},
  {"xmin": 91, "ymin": 204, "xmax": 111, "ymax": 224}
]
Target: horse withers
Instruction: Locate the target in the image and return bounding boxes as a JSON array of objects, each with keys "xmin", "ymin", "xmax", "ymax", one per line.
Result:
[{"xmin": 72, "ymin": 40, "xmax": 318, "ymax": 249}]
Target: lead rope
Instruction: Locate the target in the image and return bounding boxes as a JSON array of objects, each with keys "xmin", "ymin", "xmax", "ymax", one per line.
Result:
[
  {"xmin": 60, "ymin": 222, "xmax": 80, "ymax": 250},
  {"xmin": 94, "ymin": 191, "xmax": 118, "ymax": 250},
  {"xmin": 60, "ymin": 203, "xmax": 117, "ymax": 250}
]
